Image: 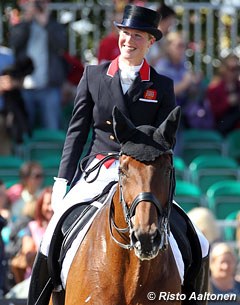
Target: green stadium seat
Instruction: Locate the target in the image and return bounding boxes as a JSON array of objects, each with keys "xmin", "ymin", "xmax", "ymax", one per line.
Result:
[
  {"xmin": 182, "ymin": 129, "xmax": 224, "ymax": 165},
  {"xmin": 189, "ymin": 155, "xmax": 239, "ymax": 193},
  {"xmin": 225, "ymin": 129, "xmax": 240, "ymax": 163},
  {"xmin": 206, "ymin": 180, "xmax": 240, "ymax": 219},
  {"xmin": 174, "ymin": 156, "xmax": 188, "ymax": 181},
  {"xmin": 0, "ymin": 156, "xmax": 24, "ymax": 183},
  {"xmin": 24, "ymin": 129, "xmax": 66, "ymax": 160},
  {"xmin": 40, "ymin": 155, "xmax": 62, "ymax": 186},
  {"xmin": 5, "ymin": 179, "xmax": 20, "ymax": 188},
  {"xmin": 174, "ymin": 180, "xmax": 203, "ymax": 213}
]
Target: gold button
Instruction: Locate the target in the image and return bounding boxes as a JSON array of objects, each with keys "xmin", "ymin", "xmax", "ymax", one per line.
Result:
[
  {"xmin": 109, "ymin": 135, "xmax": 115, "ymax": 140},
  {"xmin": 106, "ymin": 120, "xmax": 112, "ymax": 125}
]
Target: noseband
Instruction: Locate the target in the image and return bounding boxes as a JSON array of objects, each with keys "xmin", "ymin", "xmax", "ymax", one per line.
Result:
[{"xmin": 109, "ymin": 150, "xmax": 175, "ymax": 251}]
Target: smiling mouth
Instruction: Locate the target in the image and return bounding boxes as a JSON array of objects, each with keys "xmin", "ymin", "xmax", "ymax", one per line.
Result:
[{"xmin": 124, "ymin": 45, "xmax": 136, "ymax": 51}]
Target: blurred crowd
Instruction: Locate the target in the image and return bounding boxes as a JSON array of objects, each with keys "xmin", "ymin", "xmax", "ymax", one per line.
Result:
[
  {"xmin": 0, "ymin": 160, "xmax": 53, "ymax": 297},
  {"xmin": 0, "ymin": 0, "xmax": 240, "ymax": 300},
  {"xmin": 1, "ymin": 0, "xmax": 240, "ymax": 156}
]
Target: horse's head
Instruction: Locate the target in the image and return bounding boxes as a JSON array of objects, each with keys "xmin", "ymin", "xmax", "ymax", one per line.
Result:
[{"xmin": 112, "ymin": 106, "xmax": 181, "ymax": 260}]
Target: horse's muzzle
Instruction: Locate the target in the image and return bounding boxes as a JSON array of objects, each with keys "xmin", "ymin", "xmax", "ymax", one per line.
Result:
[{"xmin": 130, "ymin": 228, "xmax": 162, "ymax": 260}]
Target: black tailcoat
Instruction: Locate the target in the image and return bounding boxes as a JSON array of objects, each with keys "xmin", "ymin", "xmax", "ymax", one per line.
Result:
[{"xmin": 58, "ymin": 57, "xmax": 176, "ymax": 185}]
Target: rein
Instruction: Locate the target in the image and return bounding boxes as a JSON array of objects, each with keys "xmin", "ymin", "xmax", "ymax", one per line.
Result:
[{"xmin": 80, "ymin": 152, "xmax": 119, "ymax": 183}]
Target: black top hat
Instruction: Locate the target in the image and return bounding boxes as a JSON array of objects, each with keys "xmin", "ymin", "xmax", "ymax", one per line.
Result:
[{"xmin": 114, "ymin": 5, "xmax": 162, "ymax": 41}]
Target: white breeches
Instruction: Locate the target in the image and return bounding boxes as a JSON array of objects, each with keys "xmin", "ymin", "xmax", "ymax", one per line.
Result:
[
  {"xmin": 40, "ymin": 158, "xmax": 209, "ymax": 258},
  {"xmin": 40, "ymin": 158, "xmax": 119, "ymax": 255}
]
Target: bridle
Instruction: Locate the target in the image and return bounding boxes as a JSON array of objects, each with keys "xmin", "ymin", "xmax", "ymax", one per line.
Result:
[
  {"xmin": 109, "ymin": 150, "xmax": 176, "ymax": 251},
  {"xmin": 80, "ymin": 151, "xmax": 175, "ymax": 251}
]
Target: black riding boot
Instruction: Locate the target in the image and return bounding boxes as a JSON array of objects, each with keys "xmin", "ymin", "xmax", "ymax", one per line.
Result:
[
  {"xmin": 27, "ymin": 251, "xmax": 53, "ymax": 305},
  {"xmin": 183, "ymin": 254, "xmax": 210, "ymax": 305},
  {"xmin": 194, "ymin": 254, "xmax": 209, "ymax": 304}
]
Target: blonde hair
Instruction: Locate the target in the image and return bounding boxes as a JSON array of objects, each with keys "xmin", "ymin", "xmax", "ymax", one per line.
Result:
[
  {"xmin": 210, "ymin": 242, "xmax": 236, "ymax": 263},
  {"xmin": 187, "ymin": 207, "xmax": 221, "ymax": 244}
]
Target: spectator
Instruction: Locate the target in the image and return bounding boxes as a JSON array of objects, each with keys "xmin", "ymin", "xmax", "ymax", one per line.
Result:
[
  {"xmin": 209, "ymin": 242, "xmax": 240, "ymax": 305},
  {"xmin": 4, "ymin": 162, "xmax": 44, "ymax": 286},
  {"xmin": 8, "ymin": 161, "xmax": 44, "ymax": 223},
  {"xmin": 10, "ymin": 0, "xmax": 68, "ymax": 130},
  {"xmin": 187, "ymin": 207, "xmax": 222, "ymax": 245},
  {"xmin": 0, "ymin": 181, "xmax": 11, "ymax": 222},
  {"xmin": 207, "ymin": 54, "xmax": 240, "ymax": 135},
  {"xmin": 63, "ymin": 52, "xmax": 84, "ymax": 88},
  {"xmin": 155, "ymin": 31, "xmax": 205, "ymax": 156},
  {"xmin": 155, "ymin": 31, "xmax": 203, "ymax": 107},
  {"xmin": 0, "ymin": 46, "xmax": 15, "ymax": 104},
  {"xmin": 1, "ymin": 56, "xmax": 33, "ymax": 150},
  {"xmin": 147, "ymin": 2, "xmax": 176, "ymax": 67},
  {"xmin": 10, "ymin": 187, "xmax": 53, "ymax": 284},
  {"xmin": 97, "ymin": 10, "xmax": 121, "ymax": 64}
]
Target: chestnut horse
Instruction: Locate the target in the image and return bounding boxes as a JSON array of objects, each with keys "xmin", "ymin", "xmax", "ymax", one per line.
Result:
[{"xmin": 53, "ymin": 106, "xmax": 182, "ymax": 305}]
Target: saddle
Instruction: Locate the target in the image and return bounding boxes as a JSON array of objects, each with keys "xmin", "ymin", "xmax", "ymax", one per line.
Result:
[
  {"xmin": 47, "ymin": 184, "xmax": 202, "ymax": 292},
  {"xmin": 47, "ymin": 181, "xmax": 117, "ymax": 291}
]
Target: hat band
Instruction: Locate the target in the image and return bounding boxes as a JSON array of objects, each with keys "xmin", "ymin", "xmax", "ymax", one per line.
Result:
[{"xmin": 121, "ymin": 18, "xmax": 157, "ymax": 29}]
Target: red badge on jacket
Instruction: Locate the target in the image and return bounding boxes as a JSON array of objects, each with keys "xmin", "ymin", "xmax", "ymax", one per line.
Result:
[{"xmin": 143, "ymin": 89, "xmax": 157, "ymax": 100}]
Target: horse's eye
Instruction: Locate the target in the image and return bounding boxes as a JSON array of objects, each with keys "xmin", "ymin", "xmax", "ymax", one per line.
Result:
[
  {"xmin": 119, "ymin": 167, "xmax": 127, "ymax": 177},
  {"xmin": 118, "ymin": 167, "xmax": 124, "ymax": 175}
]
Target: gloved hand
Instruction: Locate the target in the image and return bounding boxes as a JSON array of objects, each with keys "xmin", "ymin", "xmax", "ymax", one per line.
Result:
[{"xmin": 51, "ymin": 177, "xmax": 68, "ymax": 212}]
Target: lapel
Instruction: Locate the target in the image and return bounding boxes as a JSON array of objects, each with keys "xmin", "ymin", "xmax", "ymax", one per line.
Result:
[
  {"xmin": 103, "ymin": 57, "xmax": 154, "ymax": 110},
  {"xmin": 125, "ymin": 59, "xmax": 153, "ymax": 103},
  {"xmin": 103, "ymin": 57, "xmax": 128, "ymax": 115}
]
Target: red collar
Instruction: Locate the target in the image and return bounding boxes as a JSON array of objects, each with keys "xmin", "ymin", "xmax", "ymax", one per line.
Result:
[{"xmin": 106, "ymin": 56, "xmax": 150, "ymax": 81}]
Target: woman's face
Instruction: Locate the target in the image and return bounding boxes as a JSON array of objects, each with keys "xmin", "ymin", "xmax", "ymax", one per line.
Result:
[
  {"xmin": 210, "ymin": 252, "xmax": 236, "ymax": 280},
  {"xmin": 118, "ymin": 28, "xmax": 154, "ymax": 65},
  {"xmin": 26, "ymin": 166, "xmax": 44, "ymax": 191},
  {"xmin": 167, "ymin": 37, "xmax": 186, "ymax": 64}
]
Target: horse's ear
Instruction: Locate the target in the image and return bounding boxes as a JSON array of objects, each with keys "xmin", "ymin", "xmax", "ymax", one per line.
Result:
[
  {"xmin": 155, "ymin": 106, "xmax": 181, "ymax": 148},
  {"xmin": 112, "ymin": 106, "xmax": 137, "ymax": 144}
]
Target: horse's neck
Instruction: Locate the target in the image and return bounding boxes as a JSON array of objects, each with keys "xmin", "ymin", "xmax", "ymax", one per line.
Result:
[{"xmin": 112, "ymin": 188, "xmax": 127, "ymax": 227}]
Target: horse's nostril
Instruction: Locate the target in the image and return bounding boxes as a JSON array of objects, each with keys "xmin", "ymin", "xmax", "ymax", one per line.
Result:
[
  {"xmin": 135, "ymin": 240, "xmax": 141, "ymax": 250},
  {"xmin": 131, "ymin": 229, "xmax": 161, "ymax": 251},
  {"xmin": 131, "ymin": 230, "xmax": 139, "ymax": 247}
]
